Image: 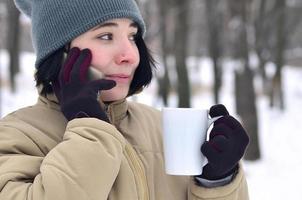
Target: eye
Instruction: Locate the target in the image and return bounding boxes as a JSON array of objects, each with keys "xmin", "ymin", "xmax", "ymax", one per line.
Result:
[
  {"xmin": 97, "ymin": 33, "xmax": 113, "ymax": 40},
  {"xmin": 129, "ymin": 33, "xmax": 138, "ymax": 42}
]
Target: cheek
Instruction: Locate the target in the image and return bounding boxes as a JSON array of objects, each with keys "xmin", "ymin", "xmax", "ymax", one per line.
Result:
[
  {"xmin": 90, "ymin": 47, "xmax": 112, "ymax": 69},
  {"xmin": 70, "ymin": 40, "xmax": 105, "ymax": 67},
  {"xmin": 70, "ymin": 37, "xmax": 88, "ymax": 50},
  {"xmin": 91, "ymin": 51, "xmax": 105, "ymax": 66}
]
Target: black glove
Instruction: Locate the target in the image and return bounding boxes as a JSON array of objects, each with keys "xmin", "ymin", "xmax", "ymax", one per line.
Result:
[
  {"xmin": 53, "ymin": 47, "xmax": 116, "ymax": 122},
  {"xmin": 197, "ymin": 104, "xmax": 249, "ymax": 180}
]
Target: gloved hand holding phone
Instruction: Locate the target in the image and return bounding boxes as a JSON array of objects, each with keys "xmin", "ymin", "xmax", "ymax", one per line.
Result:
[{"xmin": 53, "ymin": 47, "xmax": 116, "ymax": 122}]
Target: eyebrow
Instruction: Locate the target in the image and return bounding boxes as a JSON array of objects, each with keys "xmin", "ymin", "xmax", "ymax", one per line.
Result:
[{"xmin": 91, "ymin": 22, "xmax": 138, "ymax": 31}]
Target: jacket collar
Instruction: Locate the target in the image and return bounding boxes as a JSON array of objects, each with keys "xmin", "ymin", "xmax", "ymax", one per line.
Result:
[
  {"xmin": 39, "ymin": 91, "xmax": 129, "ymax": 126},
  {"xmin": 105, "ymin": 99, "xmax": 128, "ymax": 126}
]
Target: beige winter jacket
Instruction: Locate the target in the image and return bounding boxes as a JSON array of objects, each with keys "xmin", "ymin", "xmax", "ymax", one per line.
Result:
[{"xmin": 0, "ymin": 93, "xmax": 249, "ymax": 200}]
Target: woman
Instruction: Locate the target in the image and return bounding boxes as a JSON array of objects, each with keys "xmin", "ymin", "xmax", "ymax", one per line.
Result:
[{"xmin": 0, "ymin": 0, "xmax": 249, "ymax": 199}]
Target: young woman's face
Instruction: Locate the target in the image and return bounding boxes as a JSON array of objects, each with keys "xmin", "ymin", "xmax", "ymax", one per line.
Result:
[{"xmin": 70, "ymin": 18, "xmax": 140, "ymax": 102}]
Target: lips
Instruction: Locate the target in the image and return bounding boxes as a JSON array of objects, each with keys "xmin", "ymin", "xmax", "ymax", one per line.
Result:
[{"xmin": 105, "ymin": 74, "xmax": 131, "ymax": 83}]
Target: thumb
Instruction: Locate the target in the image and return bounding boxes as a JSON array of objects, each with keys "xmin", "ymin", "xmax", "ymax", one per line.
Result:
[
  {"xmin": 89, "ymin": 79, "xmax": 116, "ymax": 92},
  {"xmin": 209, "ymin": 104, "xmax": 229, "ymax": 118}
]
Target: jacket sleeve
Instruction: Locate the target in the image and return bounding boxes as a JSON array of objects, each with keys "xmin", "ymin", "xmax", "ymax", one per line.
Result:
[
  {"xmin": 0, "ymin": 118, "xmax": 125, "ymax": 200},
  {"xmin": 188, "ymin": 164, "xmax": 249, "ymax": 200}
]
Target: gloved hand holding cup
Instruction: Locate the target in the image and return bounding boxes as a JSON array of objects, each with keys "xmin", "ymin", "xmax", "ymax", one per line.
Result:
[{"xmin": 162, "ymin": 108, "xmax": 223, "ymax": 176}]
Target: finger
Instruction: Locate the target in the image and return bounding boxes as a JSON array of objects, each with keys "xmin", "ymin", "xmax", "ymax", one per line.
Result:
[
  {"xmin": 59, "ymin": 47, "xmax": 80, "ymax": 85},
  {"xmin": 201, "ymin": 141, "xmax": 219, "ymax": 163},
  {"xmin": 209, "ymin": 123, "xmax": 232, "ymax": 140},
  {"xmin": 209, "ymin": 104, "xmax": 229, "ymax": 118},
  {"xmin": 208, "ymin": 135, "xmax": 230, "ymax": 153},
  {"xmin": 89, "ymin": 79, "xmax": 117, "ymax": 92},
  {"xmin": 70, "ymin": 49, "xmax": 92, "ymax": 83},
  {"xmin": 234, "ymin": 128, "xmax": 250, "ymax": 148},
  {"xmin": 215, "ymin": 116, "xmax": 243, "ymax": 130}
]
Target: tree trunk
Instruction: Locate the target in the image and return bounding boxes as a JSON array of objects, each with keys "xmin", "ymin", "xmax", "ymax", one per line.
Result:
[
  {"xmin": 173, "ymin": 0, "xmax": 190, "ymax": 107},
  {"xmin": 230, "ymin": 0, "xmax": 260, "ymax": 160},
  {"xmin": 6, "ymin": 0, "xmax": 20, "ymax": 93},
  {"xmin": 269, "ymin": 0, "xmax": 286, "ymax": 110},
  {"xmin": 205, "ymin": 0, "xmax": 223, "ymax": 104},
  {"xmin": 156, "ymin": 0, "xmax": 171, "ymax": 106},
  {"xmin": 254, "ymin": 0, "xmax": 269, "ymax": 94},
  {"xmin": 236, "ymin": 68, "xmax": 261, "ymax": 160}
]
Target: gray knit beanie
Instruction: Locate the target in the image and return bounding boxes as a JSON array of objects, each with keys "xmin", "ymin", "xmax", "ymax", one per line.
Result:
[{"xmin": 14, "ymin": 0, "xmax": 146, "ymax": 68}]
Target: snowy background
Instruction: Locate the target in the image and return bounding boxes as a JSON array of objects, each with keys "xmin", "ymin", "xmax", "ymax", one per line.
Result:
[{"xmin": 1, "ymin": 50, "xmax": 302, "ymax": 199}]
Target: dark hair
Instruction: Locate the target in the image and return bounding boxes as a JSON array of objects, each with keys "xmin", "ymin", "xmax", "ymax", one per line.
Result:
[{"xmin": 35, "ymin": 34, "xmax": 156, "ymax": 96}]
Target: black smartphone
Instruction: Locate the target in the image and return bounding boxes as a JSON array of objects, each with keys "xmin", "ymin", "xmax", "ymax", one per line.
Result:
[{"xmin": 87, "ymin": 67, "xmax": 104, "ymax": 81}]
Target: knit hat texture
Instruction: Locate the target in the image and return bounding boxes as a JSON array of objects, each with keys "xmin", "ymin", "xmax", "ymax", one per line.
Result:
[{"xmin": 14, "ymin": 0, "xmax": 146, "ymax": 68}]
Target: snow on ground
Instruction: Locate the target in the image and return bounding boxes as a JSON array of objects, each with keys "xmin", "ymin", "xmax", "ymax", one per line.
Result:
[
  {"xmin": 245, "ymin": 66, "xmax": 302, "ymax": 200},
  {"xmin": 1, "ymin": 50, "xmax": 302, "ymax": 199}
]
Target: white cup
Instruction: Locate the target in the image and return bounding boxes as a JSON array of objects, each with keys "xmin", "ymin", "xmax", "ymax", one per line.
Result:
[{"xmin": 162, "ymin": 108, "xmax": 222, "ymax": 176}]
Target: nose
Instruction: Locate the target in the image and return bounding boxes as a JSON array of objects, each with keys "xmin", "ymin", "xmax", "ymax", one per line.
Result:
[{"xmin": 115, "ymin": 38, "xmax": 138, "ymax": 65}]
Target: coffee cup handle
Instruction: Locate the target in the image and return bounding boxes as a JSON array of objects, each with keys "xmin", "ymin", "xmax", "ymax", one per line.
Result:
[
  {"xmin": 206, "ymin": 114, "xmax": 224, "ymax": 141},
  {"xmin": 207, "ymin": 115, "xmax": 224, "ymax": 127}
]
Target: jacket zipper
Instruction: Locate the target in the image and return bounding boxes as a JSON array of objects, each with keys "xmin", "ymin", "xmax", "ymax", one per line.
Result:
[
  {"xmin": 104, "ymin": 104, "xmax": 113, "ymax": 123},
  {"xmin": 106, "ymin": 104, "xmax": 149, "ymax": 200},
  {"xmin": 125, "ymin": 143, "xmax": 150, "ymax": 200}
]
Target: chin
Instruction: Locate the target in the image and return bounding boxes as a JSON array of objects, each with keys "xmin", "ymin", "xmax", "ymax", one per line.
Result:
[{"xmin": 101, "ymin": 89, "xmax": 128, "ymax": 102}]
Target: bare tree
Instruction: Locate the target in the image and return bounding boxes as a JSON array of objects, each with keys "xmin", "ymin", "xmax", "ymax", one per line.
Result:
[
  {"xmin": 252, "ymin": 0, "xmax": 302, "ymax": 110},
  {"xmin": 137, "ymin": 0, "xmax": 173, "ymax": 106},
  {"xmin": 156, "ymin": 0, "xmax": 172, "ymax": 106},
  {"xmin": 228, "ymin": 0, "xmax": 260, "ymax": 160},
  {"xmin": 253, "ymin": 0, "xmax": 273, "ymax": 94},
  {"xmin": 173, "ymin": 0, "xmax": 191, "ymax": 107},
  {"xmin": 269, "ymin": 0, "xmax": 287, "ymax": 110},
  {"xmin": 205, "ymin": 0, "xmax": 224, "ymax": 104},
  {"xmin": 6, "ymin": 0, "xmax": 20, "ymax": 92}
]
